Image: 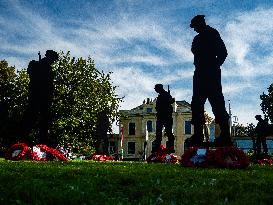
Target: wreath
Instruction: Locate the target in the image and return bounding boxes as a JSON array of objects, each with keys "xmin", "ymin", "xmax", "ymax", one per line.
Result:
[
  {"xmin": 210, "ymin": 147, "xmax": 249, "ymax": 169},
  {"xmin": 147, "ymin": 145, "xmax": 178, "ymax": 164},
  {"xmin": 89, "ymin": 154, "xmax": 113, "ymax": 161},
  {"xmin": 181, "ymin": 146, "xmax": 249, "ymax": 169},
  {"xmin": 34, "ymin": 144, "xmax": 68, "ymax": 161},
  {"xmin": 5, "ymin": 143, "xmax": 31, "ymax": 160},
  {"xmin": 181, "ymin": 147, "xmax": 212, "ymax": 168}
]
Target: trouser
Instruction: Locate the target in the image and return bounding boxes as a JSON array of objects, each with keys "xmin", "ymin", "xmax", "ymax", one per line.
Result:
[
  {"xmin": 155, "ymin": 116, "xmax": 175, "ymax": 142},
  {"xmin": 256, "ymin": 136, "xmax": 268, "ymax": 155},
  {"xmin": 191, "ymin": 69, "xmax": 230, "ymax": 138},
  {"xmin": 20, "ymin": 94, "xmax": 52, "ymax": 145}
]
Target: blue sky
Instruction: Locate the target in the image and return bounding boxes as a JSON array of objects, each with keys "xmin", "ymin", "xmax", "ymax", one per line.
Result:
[{"xmin": 1, "ymin": 0, "xmax": 273, "ymax": 132}]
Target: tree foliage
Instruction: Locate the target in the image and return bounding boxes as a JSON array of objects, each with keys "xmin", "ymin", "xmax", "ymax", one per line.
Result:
[
  {"xmin": 260, "ymin": 83, "xmax": 273, "ymax": 123},
  {"xmin": 0, "ymin": 61, "xmax": 29, "ymax": 148},
  {"xmin": 51, "ymin": 52, "xmax": 122, "ymax": 154},
  {"xmin": 0, "ymin": 52, "xmax": 122, "ymax": 154}
]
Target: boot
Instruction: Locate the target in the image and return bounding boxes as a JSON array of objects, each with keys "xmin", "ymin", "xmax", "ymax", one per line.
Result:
[
  {"xmin": 185, "ymin": 124, "xmax": 204, "ymax": 147},
  {"xmin": 214, "ymin": 121, "xmax": 233, "ymax": 147}
]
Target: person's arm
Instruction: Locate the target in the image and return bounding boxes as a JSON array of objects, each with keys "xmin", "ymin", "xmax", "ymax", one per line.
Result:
[{"xmin": 215, "ymin": 32, "xmax": 228, "ymax": 67}]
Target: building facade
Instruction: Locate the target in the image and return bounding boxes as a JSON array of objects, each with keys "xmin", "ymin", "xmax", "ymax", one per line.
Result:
[{"xmin": 118, "ymin": 98, "xmax": 194, "ymax": 159}]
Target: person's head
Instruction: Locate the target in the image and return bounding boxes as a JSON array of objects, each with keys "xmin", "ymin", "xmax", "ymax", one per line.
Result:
[
  {"xmin": 154, "ymin": 84, "xmax": 164, "ymax": 93},
  {"xmin": 190, "ymin": 15, "xmax": 206, "ymax": 33},
  {"xmin": 255, "ymin": 115, "xmax": 262, "ymax": 121},
  {"xmin": 45, "ymin": 50, "xmax": 59, "ymax": 64}
]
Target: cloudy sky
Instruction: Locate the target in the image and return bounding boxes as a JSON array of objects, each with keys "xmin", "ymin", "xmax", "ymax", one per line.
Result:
[{"xmin": 1, "ymin": 0, "xmax": 273, "ymax": 132}]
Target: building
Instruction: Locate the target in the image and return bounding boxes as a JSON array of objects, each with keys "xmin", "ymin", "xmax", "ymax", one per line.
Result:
[{"xmin": 118, "ymin": 98, "xmax": 194, "ymax": 160}]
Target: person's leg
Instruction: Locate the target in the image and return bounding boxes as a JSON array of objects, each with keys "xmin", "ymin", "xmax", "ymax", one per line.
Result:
[
  {"xmin": 256, "ymin": 136, "xmax": 261, "ymax": 156},
  {"xmin": 39, "ymin": 98, "xmax": 52, "ymax": 146},
  {"xmin": 19, "ymin": 96, "xmax": 39, "ymax": 145},
  {"xmin": 208, "ymin": 70, "xmax": 232, "ymax": 146},
  {"xmin": 261, "ymin": 136, "xmax": 268, "ymax": 155},
  {"xmin": 152, "ymin": 118, "xmax": 163, "ymax": 152},
  {"xmin": 164, "ymin": 117, "xmax": 175, "ymax": 153},
  {"xmin": 186, "ymin": 72, "xmax": 206, "ymax": 146}
]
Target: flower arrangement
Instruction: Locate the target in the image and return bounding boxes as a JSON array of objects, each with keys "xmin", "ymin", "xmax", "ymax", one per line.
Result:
[
  {"xmin": 5, "ymin": 143, "xmax": 68, "ymax": 161},
  {"xmin": 181, "ymin": 146, "xmax": 249, "ymax": 169},
  {"xmin": 147, "ymin": 145, "xmax": 178, "ymax": 164},
  {"xmin": 5, "ymin": 143, "xmax": 31, "ymax": 160}
]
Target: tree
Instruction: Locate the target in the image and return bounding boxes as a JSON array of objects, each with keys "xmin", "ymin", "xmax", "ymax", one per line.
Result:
[
  {"xmin": 51, "ymin": 52, "xmax": 122, "ymax": 154},
  {"xmin": 0, "ymin": 61, "xmax": 29, "ymax": 149},
  {"xmin": 0, "ymin": 52, "xmax": 122, "ymax": 155},
  {"xmin": 260, "ymin": 83, "xmax": 273, "ymax": 123}
]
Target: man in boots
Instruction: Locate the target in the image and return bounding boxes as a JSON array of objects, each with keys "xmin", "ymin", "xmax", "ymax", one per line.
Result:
[
  {"xmin": 186, "ymin": 15, "xmax": 232, "ymax": 147},
  {"xmin": 20, "ymin": 50, "xmax": 58, "ymax": 146},
  {"xmin": 152, "ymin": 84, "xmax": 175, "ymax": 153}
]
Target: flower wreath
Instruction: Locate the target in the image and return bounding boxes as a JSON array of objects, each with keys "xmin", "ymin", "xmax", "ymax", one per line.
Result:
[
  {"xmin": 213, "ymin": 147, "xmax": 249, "ymax": 169},
  {"xmin": 5, "ymin": 143, "xmax": 31, "ymax": 161},
  {"xmin": 33, "ymin": 144, "xmax": 68, "ymax": 161},
  {"xmin": 181, "ymin": 147, "xmax": 212, "ymax": 168},
  {"xmin": 181, "ymin": 146, "xmax": 249, "ymax": 169},
  {"xmin": 147, "ymin": 145, "xmax": 178, "ymax": 164},
  {"xmin": 90, "ymin": 154, "xmax": 113, "ymax": 161}
]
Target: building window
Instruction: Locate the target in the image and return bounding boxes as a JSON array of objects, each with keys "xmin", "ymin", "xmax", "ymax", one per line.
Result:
[
  {"xmin": 147, "ymin": 120, "xmax": 153, "ymax": 132},
  {"xmin": 185, "ymin": 121, "xmax": 192, "ymax": 134},
  {"xmin": 128, "ymin": 142, "xmax": 136, "ymax": 154},
  {"xmin": 147, "ymin": 108, "xmax": 153, "ymax": 113},
  {"xmin": 129, "ymin": 122, "xmax": 135, "ymax": 135}
]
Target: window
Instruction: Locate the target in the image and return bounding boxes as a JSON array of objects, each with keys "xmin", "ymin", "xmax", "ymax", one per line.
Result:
[
  {"xmin": 147, "ymin": 108, "xmax": 153, "ymax": 113},
  {"xmin": 185, "ymin": 121, "xmax": 192, "ymax": 134},
  {"xmin": 128, "ymin": 142, "xmax": 136, "ymax": 154},
  {"xmin": 147, "ymin": 120, "xmax": 153, "ymax": 132},
  {"xmin": 129, "ymin": 123, "xmax": 135, "ymax": 135}
]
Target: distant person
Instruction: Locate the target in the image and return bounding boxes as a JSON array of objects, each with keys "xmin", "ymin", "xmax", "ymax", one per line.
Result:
[
  {"xmin": 186, "ymin": 15, "xmax": 232, "ymax": 147},
  {"xmin": 152, "ymin": 84, "xmax": 175, "ymax": 153},
  {"xmin": 20, "ymin": 50, "xmax": 58, "ymax": 146},
  {"xmin": 255, "ymin": 115, "xmax": 268, "ymax": 155}
]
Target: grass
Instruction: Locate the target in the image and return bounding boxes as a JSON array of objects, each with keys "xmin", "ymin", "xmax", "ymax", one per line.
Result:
[{"xmin": 1, "ymin": 159, "xmax": 273, "ymax": 205}]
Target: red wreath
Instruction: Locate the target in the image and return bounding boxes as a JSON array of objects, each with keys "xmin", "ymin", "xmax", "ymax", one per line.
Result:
[
  {"xmin": 256, "ymin": 158, "xmax": 273, "ymax": 165},
  {"xmin": 147, "ymin": 145, "xmax": 178, "ymax": 164},
  {"xmin": 89, "ymin": 154, "xmax": 113, "ymax": 161},
  {"xmin": 5, "ymin": 143, "xmax": 31, "ymax": 160},
  {"xmin": 213, "ymin": 147, "xmax": 249, "ymax": 169},
  {"xmin": 181, "ymin": 146, "xmax": 249, "ymax": 169},
  {"xmin": 181, "ymin": 147, "xmax": 213, "ymax": 168},
  {"xmin": 34, "ymin": 144, "xmax": 68, "ymax": 161}
]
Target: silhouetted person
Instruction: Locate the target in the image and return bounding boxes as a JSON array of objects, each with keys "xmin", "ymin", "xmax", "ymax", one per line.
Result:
[
  {"xmin": 186, "ymin": 15, "xmax": 232, "ymax": 147},
  {"xmin": 152, "ymin": 84, "xmax": 175, "ymax": 153},
  {"xmin": 95, "ymin": 108, "xmax": 111, "ymax": 155},
  {"xmin": 20, "ymin": 50, "xmax": 58, "ymax": 146},
  {"xmin": 255, "ymin": 115, "xmax": 268, "ymax": 156}
]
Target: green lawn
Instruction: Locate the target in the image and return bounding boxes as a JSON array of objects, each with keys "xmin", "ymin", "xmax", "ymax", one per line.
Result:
[{"xmin": 0, "ymin": 159, "xmax": 273, "ymax": 205}]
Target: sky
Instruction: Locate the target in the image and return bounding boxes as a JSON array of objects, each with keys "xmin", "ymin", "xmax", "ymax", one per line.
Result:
[{"xmin": 1, "ymin": 0, "xmax": 273, "ymax": 132}]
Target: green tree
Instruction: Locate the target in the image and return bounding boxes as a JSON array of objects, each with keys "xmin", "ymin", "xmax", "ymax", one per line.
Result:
[
  {"xmin": 0, "ymin": 52, "xmax": 122, "ymax": 155},
  {"xmin": 260, "ymin": 83, "xmax": 273, "ymax": 123},
  {"xmin": 0, "ymin": 61, "xmax": 29, "ymax": 148},
  {"xmin": 51, "ymin": 52, "xmax": 122, "ymax": 154}
]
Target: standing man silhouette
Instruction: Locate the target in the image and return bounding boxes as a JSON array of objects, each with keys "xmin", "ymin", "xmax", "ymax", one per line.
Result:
[
  {"xmin": 20, "ymin": 50, "xmax": 58, "ymax": 146},
  {"xmin": 152, "ymin": 84, "xmax": 175, "ymax": 153},
  {"xmin": 186, "ymin": 15, "xmax": 232, "ymax": 147},
  {"xmin": 255, "ymin": 115, "xmax": 268, "ymax": 156}
]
